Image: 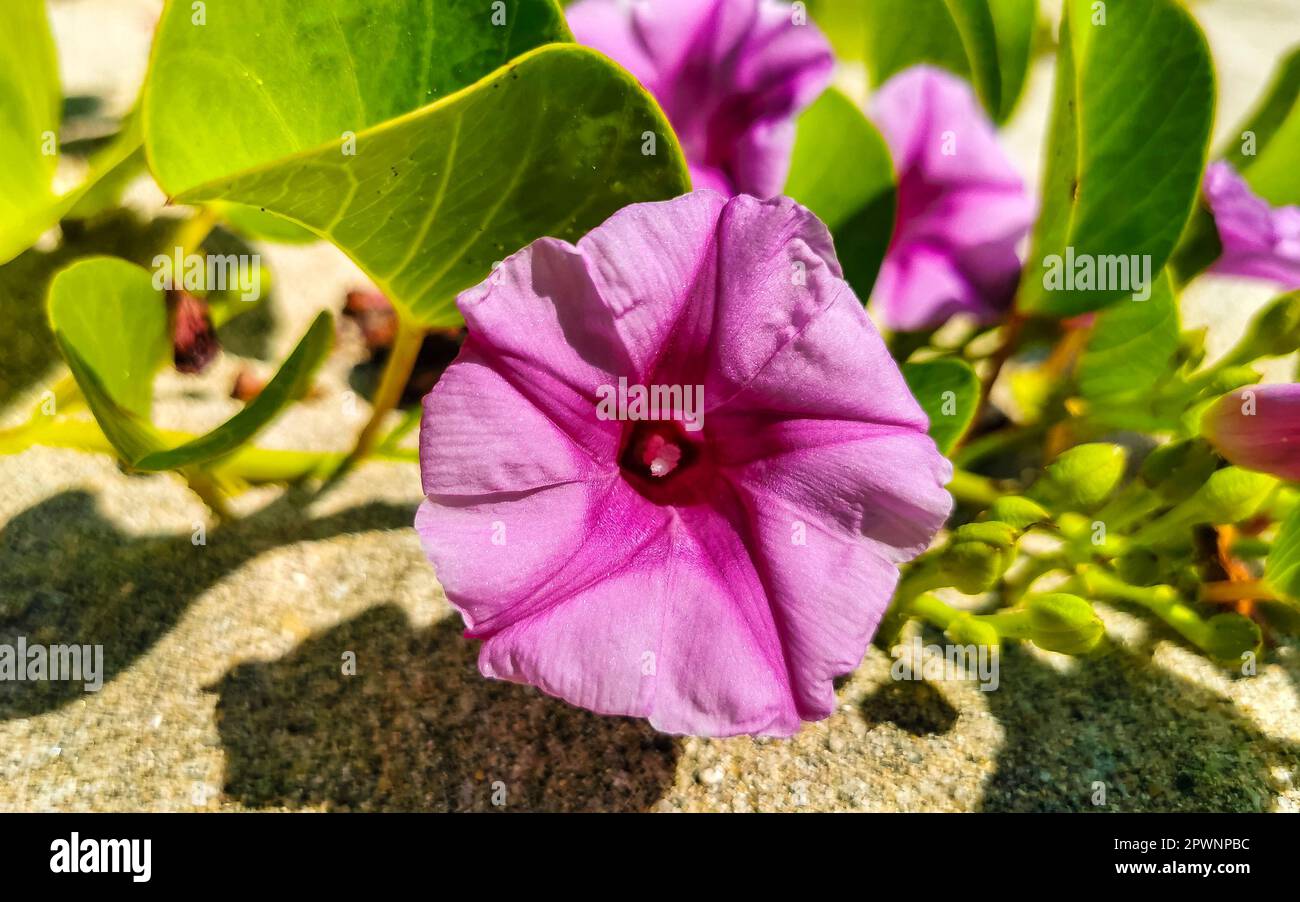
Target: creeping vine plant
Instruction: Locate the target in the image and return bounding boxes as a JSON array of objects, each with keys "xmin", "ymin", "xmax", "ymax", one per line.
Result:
[{"xmin": 3, "ymin": 0, "xmax": 1300, "ymax": 686}]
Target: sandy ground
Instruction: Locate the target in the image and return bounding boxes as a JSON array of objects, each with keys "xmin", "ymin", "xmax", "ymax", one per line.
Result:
[{"xmin": 2, "ymin": 0, "xmax": 1300, "ymax": 812}]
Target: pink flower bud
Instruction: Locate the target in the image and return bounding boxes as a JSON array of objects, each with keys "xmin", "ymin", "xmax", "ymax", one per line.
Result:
[{"xmin": 1203, "ymin": 384, "xmax": 1300, "ymax": 481}]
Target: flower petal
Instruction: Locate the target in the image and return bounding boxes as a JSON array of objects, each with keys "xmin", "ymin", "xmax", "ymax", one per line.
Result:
[
  {"xmin": 873, "ymin": 65, "xmax": 1024, "ymax": 190},
  {"xmin": 568, "ymin": 0, "xmax": 832, "ymax": 197},
  {"xmin": 664, "ymin": 194, "xmax": 929, "ymax": 430},
  {"xmin": 574, "ymin": 189, "xmax": 729, "ymax": 380},
  {"xmin": 416, "ymin": 475, "xmax": 668, "ymax": 634},
  {"xmin": 477, "ymin": 494, "xmax": 805, "ymax": 736},
  {"xmin": 1203, "ymin": 384, "xmax": 1300, "ymax": 481},
  {"xmin": 1204, "ymin": 161, "xmax": 1300, "ymax": 289},
  {"xmin": 565, "ymin": 0, "xmax": 662, "ymax": 87},
  {"xmin": 873, "ymin": 241, "xmax": 985, "ymax": 332},
  {"xmin": 455, "ymin": 238, "xmax": 632, "ymax": 462},
  {"xmin": 870, "ymin": 65, "xmax": 1034, "ymax": 331}
]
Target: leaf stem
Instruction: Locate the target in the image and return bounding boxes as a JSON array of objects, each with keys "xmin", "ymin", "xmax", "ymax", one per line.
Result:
[
  {"xmin": 172, "ymin": 206, "xmax": 219, "ymax": 259},
  {"xmin": 183, "ymin": 469, "xmax": 234, "ymax": 520},
  {"xmin": 335, "ymin": 314, "xmax": 425, "ymax": 479}
]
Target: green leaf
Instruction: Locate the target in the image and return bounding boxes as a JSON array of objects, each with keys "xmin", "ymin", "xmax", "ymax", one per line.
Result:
[
  {"xmin": 1267, "ymin": 506, "xmax": 1300, "ymax": 603},
  {"xmin": 0, "ymin": 3, "xmax": 145, "ymax": 263},
  {"xmin": 1222, "ymin": 44, "xmax": 1300, "ymax": 205},
  {"xmin": 1017, "ymin": 0, "xmax": 1214, "ymax": 317},
  {"xmin": 51, "ymin": 258, "xmax": 332, "ymax": 471},
  {"xmin": 902, "ymin": 357, "xmax": 980, "ymax": 454},
  {"xmin": 943, "ymin": 1, "xmax": 1003, "ymax": 117},
  {"xmin": 215, "ymin": 203, "xmax": 319, "ymax": 246},
  {"xmin": 143, "ymin": 1, "xmax": 690, "ymax": 327},
  {"xmin": 984, "ymin": 0, "xmax": 1037, "ymax": 122},
  {"xmin": 810, "ymin": 0, "xmax": 1036, "ymax": 123},
  {"xmin": 859, "ymin": 0, "xmax": 972, "ymax": 88},
  {"xmin": 56, "ymin": 333, "xmax": 167, "ymax": 465},
  {"xmin": 133, "ymin": 312, "xmax": 333, "ymax": 471},
  {"xmin": 144, "ymin": 0, "xmax": 572, "ymax": 192},
  {"xmin": 46, "ymin": 257, "xmax": 170, "ymax": 419},
  {"xmin": 1076, "ymin": 270, "xmax": 1178, "ymax": 403},
  {"xmin": 0, "ymin": 0, "xmax": 60, "ymax": 260},
  {"xmin": 784, "ymin": 88, "xmax": 896, "ymax": 301}
]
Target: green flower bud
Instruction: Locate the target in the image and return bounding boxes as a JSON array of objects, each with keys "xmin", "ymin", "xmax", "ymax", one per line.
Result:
[
  {"xmin": 1221, "ymin": 290, "xmax": 1300, "ymax": 365},
  {"xmin": 1115, "ymin": 549, "xmax": 1160, "ymax": 586},
  {"xmin": 1205, "ymin": 365, "xmax": 1263, "ymax": 396},
  {"xmin": 985, "ymin": 495, "xmax": 1051, "ymax": 531},
  {"xmin": 1195, "ymin": 467, "xmax": 1279, "ymax": 523},
  {"xmin": 1033, "ymin": 443, "xmax": 1128, "ymax": 511},
  {"xmin": 1024, "ymin": 593, "xmax": 1105, "ymax": 655},
  {"xmin": 937, "ymin": 522, "xmax": 1017, "ymax": 593},
  {"xmin": 1133, "ymin": 467, "xmax": 1279, "ymax": 549},
  {"xmin": 1201, "ymin": 613, "xmax": 1262, "ymax": 663},
  {"xmin": 951, "ymin": 521, "xmax": 1018, "ymax": 547},
  {"xmin": 945, "ymin": 614, "xmax": 1000, "ymax": 648}
]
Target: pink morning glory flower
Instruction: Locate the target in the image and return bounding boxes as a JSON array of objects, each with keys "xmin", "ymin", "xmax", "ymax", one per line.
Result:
[
  {"xmin": 1203, "ymin": 161, "xmax": 1300, "ymax": 289},
  {"xmin": 1203, "ymin": 384, "xmax": 1300, "ymax": 482},
  {"xmin": 566, "ymin": 0, "xmax": 833, "ymax": 198},
  {"xmin": 416, "ymin": 191, "xmax": 952, "ymax": 737},
  {"xmin": 870, "ymin": 66, "xmax": 1035, "ymax": 333}
]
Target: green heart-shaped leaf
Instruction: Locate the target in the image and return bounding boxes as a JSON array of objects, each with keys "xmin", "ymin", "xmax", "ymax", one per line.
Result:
[
  {"xmin": 902, "ymin": 357, "xmax": 980, "ymax": 454},
  {"xmin": 143, "ymin": 0, "xmax": 690, "ymax": 326},
  {"xmin": 1076, "ymin": 270, "xmax": 1178, "ymax": 403},
  {"xmin": 0, "ymin": 0, "xmax": 60, "ymax": 260},
  {"xmin": 50, "ymin": 258, "xmax": 333, "ymax": 470},
  {"xmin": 0, "ymin": 3, "xmax": 144, "ymax": 263},
  {"xmin": 58, "ymin": 332, "xmax": 168, "ymax": 465},
  {"xmin": 1017, "ymin": 0, "xmax": 1214, "ymax": 317},
  {"xmin": 134, "ymin": 312, "xmax": 333, "ymax": 471},
  {"xmin": 144, "ymin": 0, "xmax": 572, "ymax": 191},
  {"xmin": 214, "ymin": 203, "xmax": 319, "ymax": 246},
  {"xmin": 47, "ymin": 257, "xmax": 170, "ymax": 419},
  {"xmin": 785, "ymin": 88, "xmax": 896, "ymax": 301}
]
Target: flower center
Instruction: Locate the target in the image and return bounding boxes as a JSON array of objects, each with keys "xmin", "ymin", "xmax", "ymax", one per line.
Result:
[{"xmin": 620, "ymin": 421, "xmax": 698, "ymax": 483}]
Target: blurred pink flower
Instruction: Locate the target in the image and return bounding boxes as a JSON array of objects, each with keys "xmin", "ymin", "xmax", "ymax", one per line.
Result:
[
  {"xmin": 566, "ymin": 0, "xmax": 833, "ymax": 198},
  {"xmin": 416, "ymin": 191, "xmax": 952, "ymax": 737},
  {"xmin": 1203, "ymin": 384, "xmax": 1300, "ymax": 481},
  {"xmin": 871, "ymin": 66, "xmax": 1035, "ymax": 332},
  {"xmin": 1204, "ymin": 161, "xmax": 1300, "ymax": 289}
]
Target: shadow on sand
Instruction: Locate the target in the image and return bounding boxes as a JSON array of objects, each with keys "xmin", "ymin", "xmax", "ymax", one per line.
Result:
[{"xmin": 207, "ymin": 607, "xmax": 681, "ymax": 812}]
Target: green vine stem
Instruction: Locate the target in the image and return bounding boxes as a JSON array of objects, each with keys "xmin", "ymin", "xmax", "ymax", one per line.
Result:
[
  {"xmin": 0, "ymin": 419, "xmax": 413, "ymax": 484},
  {"xmin": 1073, "ymin": 565, "xmax": 1259, "ymax": 662},
  {"xmin": 1201, "ymin": 579, "xmax": 1276, "ymax": 603}
]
